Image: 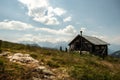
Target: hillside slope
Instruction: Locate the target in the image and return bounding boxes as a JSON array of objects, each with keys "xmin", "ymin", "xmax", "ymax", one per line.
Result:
[{"xmin": 0, "ymin": 40, "xmax": 120, "ymax": 80}]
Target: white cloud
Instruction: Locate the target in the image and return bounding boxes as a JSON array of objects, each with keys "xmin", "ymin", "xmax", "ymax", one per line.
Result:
[
  {"xmin": 63, "ymin": 16, "xmax": 72, "ymax": 22},
  {"xmin": 18, "ymin": 0, "xmax": 49, "ymax": 8},
  {"xmin": 18, "ymin": 25, "xmax": 76, "ymax": 43},
  {"xmin": 111, "ymin": 37, "xmax": 120, "ymax": 45},
  {"xmin": 35, "ymin": 25, "xmax": 76, "ymax": 35},
  {"xmin": 18, "ymin": 34, "xmax": 34, "ymax": 42},
  {"xmin": 0, "ymin": 20, "xmax": 33, "ymax": 30},
  {"xmin": 63, "ymin": 25, "xmax": 76, "ymax": 34},
  {"xmin": 18, "ymin": 33, "xmax": 74, "ymax": 43},
  {"xmin": 53, "ymin": 8, "xmax": 66, "ymax": 16},
  {"xmin": 18, "ymin": 0, "xmax": 66, "ymax": 25},
  {"xmin": 0, "ymin": 19, "xmax": 76, "ymax": 43},
  {"xmin": 104, "ymin": 36, "xmax": 120, "ymax": 45}
]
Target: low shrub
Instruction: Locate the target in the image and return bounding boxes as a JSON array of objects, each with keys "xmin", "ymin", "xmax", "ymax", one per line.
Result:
[
  {"xmin": 0, "ymin": 50, "xmax": 2, "ymax": 54},
  {"xmin": 0, "ymin": 59, "xmax": 5, "ymax": 73},
  {"xmin": 30, "ymin": 53, "xmax": 38, "ymax": 59},
  {"xmin": 45, "ymin": 52, "xmax": 52, "ymax": 55},
  {"xmin": 47, "ymin": 60, "xmax": 60, "ymax": 68}
]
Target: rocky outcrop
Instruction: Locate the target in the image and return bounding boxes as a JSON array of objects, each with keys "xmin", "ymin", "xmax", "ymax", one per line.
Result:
[
  {"xmin": 0, "ymin": 51, "xmax": 10, "ymax": 57},
  {"xmin": 7, "ymin": 53, "xmax": 56, "ymax": 80},
  {"xmin": 7, "ymin": 53, "xmax": 39, "ymax": 64},
  {"xmin": 32, "ymin": 66, "xmax": 55, "ymax": 80}
]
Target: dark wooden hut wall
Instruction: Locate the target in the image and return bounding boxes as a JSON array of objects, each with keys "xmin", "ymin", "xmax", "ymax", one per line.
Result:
[{"xmin": 69, "ymin": 35, "xmax": 108, "ymax": 56}]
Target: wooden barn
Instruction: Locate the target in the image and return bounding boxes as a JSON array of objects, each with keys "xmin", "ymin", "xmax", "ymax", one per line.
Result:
[{"xmin": 69, "ymin": 35, "xmax": 109, "ymax": 56}]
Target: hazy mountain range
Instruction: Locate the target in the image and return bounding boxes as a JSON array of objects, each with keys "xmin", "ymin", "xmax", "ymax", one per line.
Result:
[
  {"xmin": 20, "ymin": 41, "xmax": 69, "ymax": 50},
  {"xmin": 109, "ymin": 44, "xmax": 120, "ymax": 54},
  {"xmin": 110, "ymin": 50, "xmax": 120, "ymax": 58},
  {"xmin": 20, "ymin": 41, "xmax": 120, "ymax": 54}
]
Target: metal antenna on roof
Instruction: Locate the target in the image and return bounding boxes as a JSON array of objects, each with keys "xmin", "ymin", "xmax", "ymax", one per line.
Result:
[{"xmin": 80, "ymin": 30, "xmax": 82, "ymax": 55}]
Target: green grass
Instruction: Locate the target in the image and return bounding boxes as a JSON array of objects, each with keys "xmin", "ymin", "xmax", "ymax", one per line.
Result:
[{"xmin": 0, "ymin": 40, "xmax": 120, "ymax": 80}]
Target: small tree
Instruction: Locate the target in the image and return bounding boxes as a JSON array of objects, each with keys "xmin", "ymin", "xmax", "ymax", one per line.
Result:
[
  {"xmin": 65, "ymin": 47, "xmax": 67, "ymax": 52},
  {"xmin": 0, "ymin": 59, "xmax": 5, "ymax": 73},
  {"xmin": 0, "ymin": 40, "xmax": 2, "ymax": 53},
  {"xmin": 60, "ymin": 46, "xmax": 62, "ymax": 51}
]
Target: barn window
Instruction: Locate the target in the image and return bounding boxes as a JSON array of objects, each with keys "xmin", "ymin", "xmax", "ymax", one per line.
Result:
[
  {"xmin": 88, "ymin": 44, "xmax": 92, "ymax": 47},
  {"xmin": 101, "ymin": 46, "xmax": 105, "ymax": 49},
  {"xmin": 95, "ymin": 46, "xmax": 100, "ymax": 49},
  {"xmin": 84, "ymin": 41, "xmax": 88, "ymax": 43}
]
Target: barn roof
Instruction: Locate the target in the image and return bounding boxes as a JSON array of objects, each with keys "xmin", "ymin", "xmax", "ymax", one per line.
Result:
[{"xmin": 69, "ymin": 35, "xmax": 109, "ymax": 45}]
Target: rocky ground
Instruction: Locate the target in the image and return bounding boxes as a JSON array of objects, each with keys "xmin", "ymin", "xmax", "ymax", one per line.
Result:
[
  {"xmin": 0, "ymin": 51, "xmax": 70, "ymax": 80},
  {"xmin": 1, "ymin": 48, "xmax": 120, "ymax": 80}
]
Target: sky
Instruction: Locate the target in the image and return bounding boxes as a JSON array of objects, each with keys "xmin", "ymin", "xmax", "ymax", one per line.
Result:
[{"xmin": 0, "ymin": 0, "xmax": 120, "ymax": 50}]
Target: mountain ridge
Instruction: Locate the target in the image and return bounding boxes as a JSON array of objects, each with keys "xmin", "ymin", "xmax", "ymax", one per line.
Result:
[{"xmin": 110, "ymin": 50, "xmax": 120, "ymax": 58}]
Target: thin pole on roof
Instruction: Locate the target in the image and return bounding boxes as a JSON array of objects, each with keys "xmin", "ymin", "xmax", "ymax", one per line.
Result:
[{"xmin": 80, "ymin": 30, "xmax": 82, "ymax": 55}]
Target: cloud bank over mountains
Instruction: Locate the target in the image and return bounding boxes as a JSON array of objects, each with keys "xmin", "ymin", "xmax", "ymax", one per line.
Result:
[
  {"xmin": 0, "ymin": 20, "xmax": 76, "ymax": 43},
  {"xmin": 0, "ymin": 20, "xmax": 33, "ymax": 30}
]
